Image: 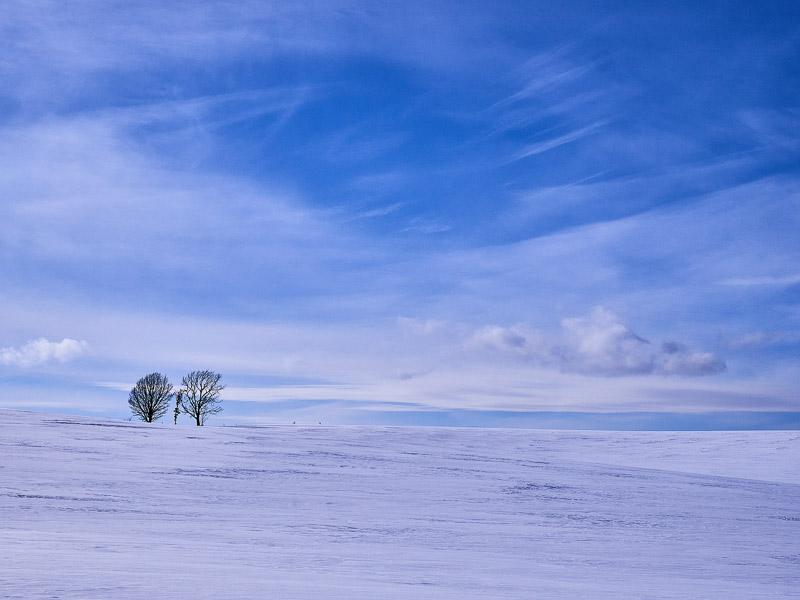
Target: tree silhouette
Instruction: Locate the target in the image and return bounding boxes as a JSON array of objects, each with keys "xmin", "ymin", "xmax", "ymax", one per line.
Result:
[
  {"xmin": 177, "ymin": 370, "xmax": 224, "ymax": 426},
  {"xmin": 128, "ymin": 372, "xmax": 174, "ymax": 423}
]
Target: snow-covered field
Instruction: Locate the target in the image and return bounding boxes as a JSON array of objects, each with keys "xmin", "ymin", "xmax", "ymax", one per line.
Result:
[{"xmin": 1, "ymin": 409, "xmax": 799, "ymax": 599}]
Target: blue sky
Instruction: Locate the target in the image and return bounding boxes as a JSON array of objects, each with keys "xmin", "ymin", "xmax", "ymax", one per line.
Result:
[{"xmin": 1, "ymin": 1, "xmax": 799, "ymax": 428}]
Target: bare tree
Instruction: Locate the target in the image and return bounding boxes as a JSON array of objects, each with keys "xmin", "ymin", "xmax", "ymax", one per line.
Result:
[
  {"xmin": 177, "ymin": 370, "xmax": 224, "ymax": 426},
  {"xmin": 128, "ymin": 372, "xmax": 174, "ymax": 423}
]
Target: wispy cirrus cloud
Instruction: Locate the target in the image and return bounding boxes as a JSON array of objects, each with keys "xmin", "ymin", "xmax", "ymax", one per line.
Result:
[
  {"xmin": 508, "ymin": 120, "xmax": 609, "ymax": 161},
  {"xmin": 0, "ymin": 0, "xmax": 522, "ymax": 113},
  {"xmin": 727, "ymin": 330, "xmax": 800, "ymax": 350},
  {"xmin": 0, "ymin": 338, "xmax": 89, "ymax": 368},
  {"xmin": 0, "ymin": 112, "xmax": 362, "ymax": 316},
  {"xmin": 721, "ymin": 273, "xmax": 800, "ymax": 287}
]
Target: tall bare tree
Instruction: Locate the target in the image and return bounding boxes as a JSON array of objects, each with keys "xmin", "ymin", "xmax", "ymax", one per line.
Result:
[
  {"xmin": 177, "ymin": 370, "xmax": 224, "ymax": 426},
  {"xmin": 128, "ymin": 372, "xmax": 174, "ymax": 423}
]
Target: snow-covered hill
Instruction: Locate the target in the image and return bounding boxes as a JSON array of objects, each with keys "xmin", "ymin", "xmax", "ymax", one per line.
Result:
[{"xmin": 1, "ymin": 409, "xmax": 798, "ymax": 599}]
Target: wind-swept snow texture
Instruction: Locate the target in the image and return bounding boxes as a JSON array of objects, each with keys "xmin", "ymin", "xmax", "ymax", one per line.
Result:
[{"xmin": 1, "ymin": 410, "xmax": 799, "ymax": 599}]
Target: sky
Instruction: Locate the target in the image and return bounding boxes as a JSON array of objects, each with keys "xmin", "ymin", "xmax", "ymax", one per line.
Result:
[{"xmin": 1, "ymin": 1, "xmax": 799, "ymax": 429}]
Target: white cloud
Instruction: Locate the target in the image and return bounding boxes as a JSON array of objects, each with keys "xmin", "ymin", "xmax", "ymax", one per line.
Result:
[
  {"xmin": 469, "ymin": 324, "xmax": 553, "ymax": 362},
  {"xmin": 472, "ymin": 325, "xmax": 529, "ymax": 353},
  {"xmin": 0, "ymin": 338, "xmax": 89, "ymax": 368},
  {"xmin": 559, "ymin": 307, "xmax": 654, "ymax": 375},
  {"xmin": 729, "ymin": 332, "xmax": 768, "ymax": 348},
  {"xmin": 655, "ymin": 342, "xmax": 726, "ymax": 377},
  {"xmin": 470, "ymin": 307, "xmax": 726, "ymax": 377}
]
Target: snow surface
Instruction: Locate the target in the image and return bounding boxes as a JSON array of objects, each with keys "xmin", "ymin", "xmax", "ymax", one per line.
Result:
[{"xmin": 1, "ymin": 409, "xmax": 799, "ymax": 599}]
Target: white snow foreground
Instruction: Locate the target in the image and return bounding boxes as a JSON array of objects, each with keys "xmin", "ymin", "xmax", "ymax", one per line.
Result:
[{"xmin": 1, "ymin": 410, "xmax": 799, "ymax": 599}]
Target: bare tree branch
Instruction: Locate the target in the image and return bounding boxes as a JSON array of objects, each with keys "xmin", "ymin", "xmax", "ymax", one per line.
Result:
[
  {"xmin": 177, "ymin": 370, "xmax": 225, "ymax": 426},
  {"xmin": 128, "ymin": 373, "xmax": 174, "ymax": 423}
]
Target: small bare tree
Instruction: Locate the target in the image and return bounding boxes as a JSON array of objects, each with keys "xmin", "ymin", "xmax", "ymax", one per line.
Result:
[
  {"xmin": 177, "ymin": 370, "xmax": 224, "ymax": 426},
  {"xmin": 128, "ymin": 372, "xmax": 174, "ymax": 423}
]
